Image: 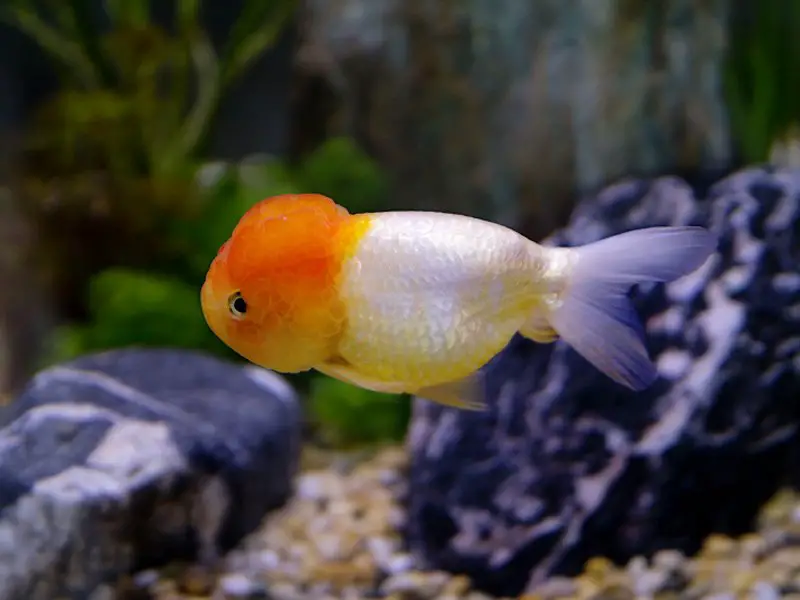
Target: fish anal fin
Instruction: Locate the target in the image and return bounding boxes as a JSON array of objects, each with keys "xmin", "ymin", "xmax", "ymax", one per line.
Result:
[
  {"xmin": 519, "ymin": 319, "xmax": 559, "ymax": 344},
  {"xmin": 416, "ymin": 372, "xmax": 487, "ymax": 411}
]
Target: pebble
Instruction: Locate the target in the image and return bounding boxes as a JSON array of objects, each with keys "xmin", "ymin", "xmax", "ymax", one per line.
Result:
[
  {"xmin": 751, "ymin": 581, "xmax": 780, "ymax": 600},
  {"xmin": 215, "ymin": 573, "xmax": 270, "ymax": 599},
  {"xmin": 380, "ymin": 570, "xmax": 451, "ymax": 597},
  {"xmin": 385, "ymin": 552, "xmax": 417, "ymax": 575},
  {"xmin": 531, "ymin": 575, "xmax": 578, "ymax": 598},
  {"xmin": 133, "ymin": 570, "xmax": 161, "ymax": 589},
  {"xmin": 178, "ymin": 564, "xmax": 216, "ymax": 596},
  {"xmin": 146, "ymin": 446, "xmax": 800, "ymax": 600}
]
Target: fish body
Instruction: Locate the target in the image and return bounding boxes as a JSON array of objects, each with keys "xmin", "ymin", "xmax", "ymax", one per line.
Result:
[{"xmin": 201, "ymin": 194, "xmax": 717, "ymax": 410}]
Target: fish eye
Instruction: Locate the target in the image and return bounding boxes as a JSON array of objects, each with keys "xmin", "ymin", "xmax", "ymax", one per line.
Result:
[{"xmin": 228, "ymin": 291, "xmax": 247, "ymax": 318}]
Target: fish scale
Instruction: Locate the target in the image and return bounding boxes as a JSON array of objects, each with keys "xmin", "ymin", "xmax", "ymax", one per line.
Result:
[{"xmin": 335, "ymin": 211, "xmax": 539, "ymax": 384}]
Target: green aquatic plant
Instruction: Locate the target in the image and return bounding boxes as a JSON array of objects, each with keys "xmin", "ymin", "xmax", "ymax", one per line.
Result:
[
  {"xmin": 2, "ymin": 0, "xmax": 297, "ymax": 175},
  {"xmin": 725, "ymin": 1, "xmax": 800, "ymax": 163},
  {"xmin": 297, "ymin": 137, "xmax": 389, "ymax": 214},
  {"xmin": 4, "ymin": 0, "xmax": 297, "ymax": 319},
  {"xmin": 51, "ymin": 267, "xmax": 233, "ymax": 361},
  {"xmin": 165, "ymin": 156, "xmax": 301, "ymax": 281},
  {"xmin": 308, "ymin": 376, "xmax": 412, "ymax": 448}
]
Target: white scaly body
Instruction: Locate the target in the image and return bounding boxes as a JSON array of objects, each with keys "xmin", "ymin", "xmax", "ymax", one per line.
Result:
[{"xmin": 316, "ymin": 211, "xmax": 717, "ymax": 410}]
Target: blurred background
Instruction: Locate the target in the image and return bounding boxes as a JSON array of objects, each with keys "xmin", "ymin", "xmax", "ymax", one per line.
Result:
[{"xmin": 0, "ymin": 0, "xmax": 797, "ymax": 448}]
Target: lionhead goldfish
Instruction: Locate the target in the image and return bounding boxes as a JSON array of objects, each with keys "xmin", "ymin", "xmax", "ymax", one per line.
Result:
[{"xmin": 201, "ymin": 193, "xmax": 716, "ymax": 410}]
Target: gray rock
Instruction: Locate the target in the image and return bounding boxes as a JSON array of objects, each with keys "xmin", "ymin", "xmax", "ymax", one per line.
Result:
[
  {"xmin": 406, "ymin": 168, "xmax": 800, "ymax": 597},
  {"xmin": 0, "ymin": 348, "xmax": 301, "ymax": 600}
]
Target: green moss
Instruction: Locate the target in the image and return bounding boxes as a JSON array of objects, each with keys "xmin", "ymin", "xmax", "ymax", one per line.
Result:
[
  {"xmin": 49, "ymin": 267, "xmax": 233, "ymax": 362},
  {"xmin": 308, "ymin": 377, "xmax": 412, "ymax": 447},
  {"xmin": 166, "ymin": 157, "xmax": 302, "ymax": 281},
  {"xmin": 297, "ymin": 137, "xmax": 388, "ymax": 214}
]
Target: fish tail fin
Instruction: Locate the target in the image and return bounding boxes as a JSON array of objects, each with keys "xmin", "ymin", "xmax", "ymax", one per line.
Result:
[{"xmin": 538, "ymin": 226, "xmax": 717, "ymax": 390}]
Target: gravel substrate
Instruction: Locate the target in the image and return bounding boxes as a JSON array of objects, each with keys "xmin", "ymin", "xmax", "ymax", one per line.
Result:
[{"xmin": 121, "ymin": 446, "xmax": 800, "ymax": 600}]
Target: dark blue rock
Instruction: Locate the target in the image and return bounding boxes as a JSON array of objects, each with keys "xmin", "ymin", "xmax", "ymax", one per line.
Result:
[
  {"xmin": 405, "ymin": 168, "xmax": 800, "ymax": 597},
  {"xmin": 0, "ymin": 348, "xmax": 300, "ymax": 600}
]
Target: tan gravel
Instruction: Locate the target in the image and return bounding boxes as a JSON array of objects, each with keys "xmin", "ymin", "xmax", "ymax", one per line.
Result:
[{"xmin": 121, "ymin": 446, "xmax": 800, "ymax": 600}]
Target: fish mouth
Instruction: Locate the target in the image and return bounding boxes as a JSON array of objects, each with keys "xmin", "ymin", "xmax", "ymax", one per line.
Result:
[
  {"xmin": 200, "ymin": 277, "xmax": 225, "ymax": 333},
  {"xmin": 199, "ymin": 278, "xmax": 214, "ymax": 312}
]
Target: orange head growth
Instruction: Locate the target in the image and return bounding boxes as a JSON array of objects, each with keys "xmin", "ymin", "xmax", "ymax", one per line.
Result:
[{"xmin": 201, "ymin": 193, "xmax": 363, "ymax": 373}]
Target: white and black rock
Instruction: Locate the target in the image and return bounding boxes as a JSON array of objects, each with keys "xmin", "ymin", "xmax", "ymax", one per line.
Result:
[
  {"xmin": 0, "ymin": 348, "xmax": 300, "ymax": 600},
  {"xmin": 406, "ymin": 167, "xmax": 800, "ymax": 597}
]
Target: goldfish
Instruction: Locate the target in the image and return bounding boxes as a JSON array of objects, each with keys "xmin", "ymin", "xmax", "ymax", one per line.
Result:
[{"xmin": 201, "ymin": 193, "xmax": 716, "ymax": 410}]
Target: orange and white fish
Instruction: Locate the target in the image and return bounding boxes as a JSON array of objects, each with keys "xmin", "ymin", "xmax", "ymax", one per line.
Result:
[{"xmin": 200, "ymin": 193, "xmax": 716, "ymax": 410}]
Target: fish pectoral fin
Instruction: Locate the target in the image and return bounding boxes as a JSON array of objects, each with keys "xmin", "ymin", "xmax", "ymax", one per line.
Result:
[
  {"xmin": 415, "ymin": 372, "xmax": 488, "ymax": 411},
  {"xmin": 316, "ymin": 359, "xmax": 408, "ymax": 395}
]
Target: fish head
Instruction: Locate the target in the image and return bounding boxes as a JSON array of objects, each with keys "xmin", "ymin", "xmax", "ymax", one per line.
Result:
[{"xmin": 201, "ymin": 193, "xmax": 352, "ymax": 373}]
